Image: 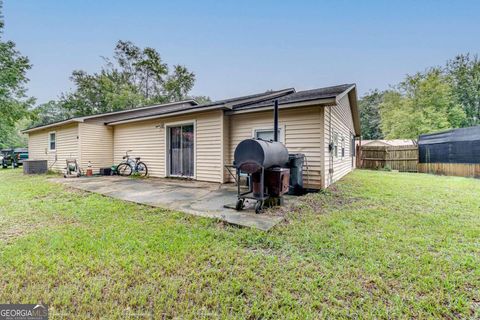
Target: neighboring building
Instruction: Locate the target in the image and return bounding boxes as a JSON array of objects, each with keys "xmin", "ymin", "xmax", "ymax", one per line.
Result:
[
  {"xmin": 361, "ymin": 139, "xmax": 416, "ymax": 147},
  {"xmin": 24, "ymin": 84, "xmax": 360, "ymax": 189}
]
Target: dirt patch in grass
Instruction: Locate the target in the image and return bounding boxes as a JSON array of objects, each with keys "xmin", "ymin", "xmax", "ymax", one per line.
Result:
[
  {"xmin": 0, "ymin": 215, "xmax": 79, "ymax": 245},
  {"xmin": 273, "ymin": 185, "xmax": 361, "ymax": 223},
  {"xmin": 0, "ymin": 221, "xmax": 50, "ymax": 244}
]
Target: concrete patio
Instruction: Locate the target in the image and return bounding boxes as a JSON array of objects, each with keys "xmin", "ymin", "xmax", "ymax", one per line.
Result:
[{"xmin": 50, "ymin": 176, "xmax": 286, "ymax": 231}]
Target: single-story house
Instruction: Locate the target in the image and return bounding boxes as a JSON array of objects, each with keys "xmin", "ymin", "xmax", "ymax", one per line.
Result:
[{"xmin": 24, "ymin": 84, "xmax": 360, "ymax": 189}]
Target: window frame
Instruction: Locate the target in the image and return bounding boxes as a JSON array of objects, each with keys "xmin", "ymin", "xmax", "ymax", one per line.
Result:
[
  {"xmin": 252, "ymin": 126, "xmax": 285, "ymax": 143},
  {"xmin": 48, "ymin": 131, "xmax": 56, "ymax": 152},
  {"xmin": 351, "ymin": 134, "xmax": 356, "ymax": 157}
]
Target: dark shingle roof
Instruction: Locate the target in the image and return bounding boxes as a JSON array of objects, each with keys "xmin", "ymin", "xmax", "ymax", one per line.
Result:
[
  {"xmin": 198, "ymin": 88, "xmax": 294, "ymax": 107},
  {"xmin": 232, "ymin": 84, "xmax": 354, "ymax": 110},
  {"xmin": 24, "ymin": 100, "xmax": 198, "ymax": 131},
  {"xmin": 103, "ymin": 103, "xmax": 217, "ymax": 124},
  {"xmin": 25, "ymin": 84, "xmax": 357, "ymax": 130},
  {"xmin": 100, "ymin": 101, "xmax": 201, "ymax": 124},
  {"xmin": 103, "ymin": 88, "xmax": 297, "ymax": 124}
]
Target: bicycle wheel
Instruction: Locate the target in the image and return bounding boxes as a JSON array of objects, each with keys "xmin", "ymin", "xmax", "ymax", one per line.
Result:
[
  {"xmin": 136, "ymin": 161, "xmax": 148, "ymax": 177},
  {"xmin": 117, "ymin": 163, "xmax": 133, "ymax": 176}
]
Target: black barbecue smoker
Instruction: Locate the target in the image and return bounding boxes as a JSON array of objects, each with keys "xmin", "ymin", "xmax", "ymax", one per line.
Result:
[{"xmin": 233, "ymin": 100, "xmax": 291, "ymax": 213}]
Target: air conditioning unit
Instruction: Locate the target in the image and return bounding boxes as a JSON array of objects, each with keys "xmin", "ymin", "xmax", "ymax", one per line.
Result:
[{"xmin": 23, "ymin": 160, "xmax": 48, "ymax": 174}]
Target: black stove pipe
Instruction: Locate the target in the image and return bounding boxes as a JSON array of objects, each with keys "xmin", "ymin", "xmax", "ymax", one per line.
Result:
[{"xmin": 274, "ymin": 99, "xmax": 279, "ymax": 142}]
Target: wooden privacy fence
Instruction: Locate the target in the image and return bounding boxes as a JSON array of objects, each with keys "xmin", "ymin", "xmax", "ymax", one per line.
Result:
[
  {"xmin": 358, "ymin": 145, "xmax": 418, "ymax": 172},
  {"xmin": 418, "ymin": 163, "xmax": 480, "ymax": 178}
]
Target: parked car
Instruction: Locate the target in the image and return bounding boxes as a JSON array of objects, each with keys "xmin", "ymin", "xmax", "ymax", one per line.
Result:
[
  {"xmin": 1, "ymin": 149, "xmax": 12, "ymax": 168},
  {"xmin": 1, "ymin": 148, "xmax": 28, "ymax": 168},
  {"xmin": 14, "ymin": 148, "xmax": 29, "ymax": 166}
]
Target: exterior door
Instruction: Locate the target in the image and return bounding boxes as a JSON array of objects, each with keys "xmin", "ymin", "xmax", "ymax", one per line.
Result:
[{"xmin": 169, "ymin": 124, "xmax": 194, "ymax": 177}]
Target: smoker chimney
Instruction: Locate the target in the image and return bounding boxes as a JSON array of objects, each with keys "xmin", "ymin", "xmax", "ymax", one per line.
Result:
[{"xmin": 274, "ymin": 99, "xmax": 279, "ymax": 142}]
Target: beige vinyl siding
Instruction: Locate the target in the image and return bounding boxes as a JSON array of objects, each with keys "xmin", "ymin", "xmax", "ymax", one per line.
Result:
[
  {"xmin": 228, "ymin": 106, "xmax": 324, "ymax": 189},
  {"xmin": 79, "ymin": 122, "xmax": 114, "ymax": 173},
  {"xmin": 113, "ymin": 119, "xmax": 164, "ymax": 177},
  {"xmin": 196, "ymin": 111, "xmax": 224, "ymax": 182},
  {"xmin": 323, "ymin": 94, "xmax": 356, "ymax": 187},
  {"xmin": 27, "ymin": 123, "xmax": 79, "ymax": 172},
  {"xmin": 28, "ymin": 131, "xmax": 49, "ymax": 161},
  {"xmin": 112, "ymin": 110, "xmax": 223, "ymax": 183}
]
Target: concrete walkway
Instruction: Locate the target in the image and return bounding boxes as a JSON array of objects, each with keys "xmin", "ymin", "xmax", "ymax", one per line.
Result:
[{"xmin": 50, "ymin": 176, "xmax": 285, "ymax": 231}]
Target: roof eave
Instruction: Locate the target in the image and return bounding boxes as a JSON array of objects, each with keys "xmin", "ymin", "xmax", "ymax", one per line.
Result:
[
  {"xmin": 337, "ymin": 84, "xmax": 361, "ymax": 137},
  {"xmin": 22, "ymin": 99, "xmax": 198, "ymax": 133},
  {"xmin": 81, "ymin": 99, "xmax": 198, "ymax": 121},
  {"xmin": 225, "ymin": 97, "xmax": 336, "ymax": 115},
  {"xmin": 105, "ymin": 105, "xmax": 225, "ymax": 126},
  {"xmin": 22, "ymin": 118, "xmax": 84, "ymax": 134}
]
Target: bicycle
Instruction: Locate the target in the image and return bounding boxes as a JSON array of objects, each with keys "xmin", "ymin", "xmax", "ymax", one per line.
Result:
[{"xmin": 116, "ymin": 150, "xmax": 148, "ymax": 177}]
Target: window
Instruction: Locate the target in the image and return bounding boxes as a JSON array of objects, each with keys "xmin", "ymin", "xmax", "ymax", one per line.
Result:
[
  {"xmin": 49, "ymin": 132, "xmax": 56, "ymax": 151},
  {"xmin": 332, "ymin": 132, "xmax": 339, "ymax": 157},
  {"xmin": 341, "ymin": 136, "xmax": 345, "ymax": 158},
  {"xmin": 253, "ymin": 128, "xmax": 283, "ymax": 143},
  {"xmin": 351, "ymin": 134, "xmax": 356, "ymax": 156}
]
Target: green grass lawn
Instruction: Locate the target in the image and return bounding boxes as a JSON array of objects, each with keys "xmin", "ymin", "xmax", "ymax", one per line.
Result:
[{"xmin": 0, "ymin": 169, "xmax": 479, "ymax": 319}]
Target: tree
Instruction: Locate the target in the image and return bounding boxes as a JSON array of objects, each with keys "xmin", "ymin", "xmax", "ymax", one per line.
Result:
[
  {"xmin": 60, "ymin": 69, "xmax": 145, "ymax": 116},
  {"xmin": 1, "ymin": 118, "xmax": 29, "ymax": 148},
  {"xmin": 60, "ymin": 40, "xmax": 196, "ymax": 117},
  {"xmin": 0, "ymin": 3, "xmax": 35, "ymax": 147},
  {"xmin": 164, "ymin": 65, "xmax": 195, "ymax": 102},
  {"xmin": 446, "ymin": 54, "xmax": 480, "ymax": 126},
  {"xmin": 31, "ymin": 100, "xmax": 72, "ymax": 127},
  {"xmin": 379, "ymin": 68, "xmax": 466, "ymax": 139},
  {"xmin": 359, "ymin": 90, "xmax": 384, "ymax": 140},
  {"xmin": 113, "ymin": 40, "xmax": 169, "ymax": 100}
]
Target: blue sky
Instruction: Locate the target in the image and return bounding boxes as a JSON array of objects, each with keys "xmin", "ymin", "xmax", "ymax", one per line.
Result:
[{"xmin": 4, "ymin": 0, "xmax": 480, "ymax": 104}]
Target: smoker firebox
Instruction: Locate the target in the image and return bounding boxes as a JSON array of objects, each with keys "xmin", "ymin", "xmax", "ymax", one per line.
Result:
[{"xmin": 265, "ymin": 167, "xmax": 290, "ymax": 197}]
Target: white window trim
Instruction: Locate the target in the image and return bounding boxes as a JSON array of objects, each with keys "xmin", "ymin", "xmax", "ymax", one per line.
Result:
[
  {"xmin": 251, "ymin": 125, "xmax": 286, "ymax": 143},
  {"xmin": 163, "ymin": 119, "xmax": 197, "ymax": 180},
  {"xmin": 48, "ymin": 131, "xmax": 56, "ymax": 152}
]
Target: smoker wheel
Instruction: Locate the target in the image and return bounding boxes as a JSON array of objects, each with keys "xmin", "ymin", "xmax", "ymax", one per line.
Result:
[
  {"xmin": 235, "ymin": 199, "xmax": 244, "ymax": 211},
  {"xmin": 255, "ymin": 201, "xmax": 264, "ymax": 214}
]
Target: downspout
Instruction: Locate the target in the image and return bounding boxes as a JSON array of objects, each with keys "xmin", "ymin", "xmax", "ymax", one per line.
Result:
[
  {"xmin": 358, "ymin": 135, "xmax": 362, "ymax": 168},
  {"xmin": 328, "ymin": 105, "xmax": 333, "ymax": 186}
]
